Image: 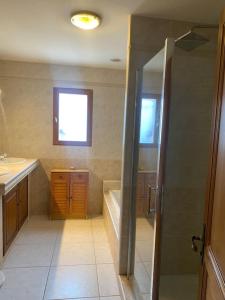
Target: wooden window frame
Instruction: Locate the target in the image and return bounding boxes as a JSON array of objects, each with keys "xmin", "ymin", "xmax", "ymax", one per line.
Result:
[
  {"xmin": 140, "ymin": 93, "xmax": 161, "ymax": 148},
  {"xmin": 53, "ymin": 87, "xmax": 93, "ymax": 146}
]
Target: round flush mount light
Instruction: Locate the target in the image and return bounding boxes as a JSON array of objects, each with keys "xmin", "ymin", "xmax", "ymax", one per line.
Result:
[{"xmin": 71, "ymin": 11, "xmax": 101, "ymax": 30}]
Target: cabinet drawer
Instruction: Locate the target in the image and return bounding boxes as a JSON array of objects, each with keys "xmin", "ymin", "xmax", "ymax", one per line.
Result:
[
  {"xmin": 51, "ymin": 173, "xmax": 69, "ymax": 182},
  {"xmin": 71, "ymin": 173, "xmax": 89, "ymax": 183}
]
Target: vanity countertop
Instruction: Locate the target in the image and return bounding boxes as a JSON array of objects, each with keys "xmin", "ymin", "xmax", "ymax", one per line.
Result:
[{"xmin": 0, "ymin": 159, "xmax": 39, "ymax": 195}]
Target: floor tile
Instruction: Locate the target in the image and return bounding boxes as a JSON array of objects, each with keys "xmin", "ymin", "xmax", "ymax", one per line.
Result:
[
  {"xmin": 62, "ymin": 219, "xmax": 92, "ymax": 228},
  {"xmin": 142, "ymin": 294, "xmax": 151, "ymax": 300},
  {"xmin": 136, "ymin": 226, "xmax": 154, "ymax": 242},
  {"xmin": 135, "ymin": 250, "xmax": 141, "ymax": 263},
  {"xmin": 97, "ymin": 264, "xmax": 120, "ymax": 297},
  {"xmin": 3, "ymin": 244, "xmax": 54, "ymax": 268},
  {"xmin": 0, "ymin": 267, "xmax": 48, "ymax": 300},
  {"xmin": 57, "ymin": 227, "xmax": 93, "ymax": 243},
  {"xmin": 93, "ymin": 228, "xmax": 108, "ymax": 242},
  {"xmin": 91, "ymin": 218, "xmax": 105, "ymax": 228},
  {"xmin": 15, "ymin": 227, "xmax": 58, "ymax": 245},
  {"xmin": 136, "ymin": 218, "xmax": 150, "ymax": 227},
  {"xmin": 143, "ymin": 262, "xmax": 152, "ymax": 278},
  {"xmin": 44, "ymin": 265, "xmax": 99, "ymax": 299},
  {"xmin": 24, "ymin": 216, "xmax": 63, "ymax": 229},
  {"xmin": 94, "ymin": 243, "xmax": 113, "ymax": 264},
  {"xmin": 136, "ymin": 241, "xmax": 153, "ymax": 262},
  {"xmin": 52, "ymin": 242, "xmax": 95, "ymax": 266},
  {"xmin": 134, "ymin": 262, "xmax": 151, "ymax": 294}
]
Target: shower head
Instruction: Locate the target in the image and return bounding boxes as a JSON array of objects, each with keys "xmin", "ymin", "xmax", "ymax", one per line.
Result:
[{"xmin": 175, "ymin": 30, "xmax": 209, "ymax": 51}]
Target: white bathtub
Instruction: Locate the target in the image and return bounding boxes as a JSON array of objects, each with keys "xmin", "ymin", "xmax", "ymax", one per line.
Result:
[
  {"xmin": 103, "ymin": 181, "xmax": 121, "ymax": 269},
  {"xmin": 109, "ymin": 189, "xmax": 121, "ymax": 219}
]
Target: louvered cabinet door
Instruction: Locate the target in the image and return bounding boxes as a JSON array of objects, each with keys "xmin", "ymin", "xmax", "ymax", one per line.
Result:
[
  {"xmin": 51, "ymin": 173, "xmax": 70, "ymax": 219},
  {"xmin": 3, "ymin": 187, "xmax": 18, "ymax": 254},
  {"xmin": 70, "ymin": 173, "xmax": 88, "ymax": 218}
]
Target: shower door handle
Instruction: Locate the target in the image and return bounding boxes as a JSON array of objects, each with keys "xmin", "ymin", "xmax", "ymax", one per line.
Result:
[
  {"xmin": 147, "ymin": 185, "xmax": 157, "ymax": 215},
  {"xmin": 191, "ymin": 225, "xmax": 206, "ymax": 263}
]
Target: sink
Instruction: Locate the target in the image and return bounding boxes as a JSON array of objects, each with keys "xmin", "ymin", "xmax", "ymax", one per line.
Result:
[
  {"xmin": 0, "ymin": 167, "xmax": 9, "ymax": 176},
  {"xmin": 0, "ymin": 157, "xmax": 26, "ymax": 165}
]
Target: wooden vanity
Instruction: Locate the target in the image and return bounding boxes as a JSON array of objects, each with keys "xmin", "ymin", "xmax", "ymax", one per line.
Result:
[
  {"xmin": 50, "ymin": 169, "xmax": 89, "ymax": 219},
  {"xmin": 0, "ymin": 159, "xmax": 39, "ymax": 257},
  {"xmin": 3, "ymin": 176, "xmax": 28, "ymax": 254}
]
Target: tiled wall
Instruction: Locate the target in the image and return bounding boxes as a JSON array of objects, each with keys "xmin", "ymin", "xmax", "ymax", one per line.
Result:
[
  {"xmin": 160, "ymin": 48, "xmax": 217, "ymax": 274},
  {"xmin": 0, "ymin": 61, "xmax": 125, "ymax": 215},
  {"xmin": 0, "ymin": 61, "xmax": 163, "ymax": 215}
]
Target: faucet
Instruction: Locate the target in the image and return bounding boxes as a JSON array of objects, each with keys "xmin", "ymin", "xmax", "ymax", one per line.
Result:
[{"xmin": 0, "ymin": 153, "xmax": 7, "ymax": 161}]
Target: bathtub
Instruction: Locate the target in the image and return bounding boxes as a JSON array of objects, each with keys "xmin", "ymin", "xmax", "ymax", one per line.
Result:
[
  {"xmin": 103, "ymin": 181, "xmax": 121, "ymax": 270},
  {"xmin": 109, "ymin": 190, "xmax": 120, "ymax": 219}
]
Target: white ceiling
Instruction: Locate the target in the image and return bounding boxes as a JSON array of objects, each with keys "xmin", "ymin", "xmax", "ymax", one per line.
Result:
[{"xmin": 0, "ymin": 0, "xmax": 224, "ymax": 69}]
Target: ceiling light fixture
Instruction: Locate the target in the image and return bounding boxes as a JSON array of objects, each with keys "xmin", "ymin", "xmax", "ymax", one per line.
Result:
[{"xmin": 71, "ymin": 11, "xmax": 101, "ymax": 30}]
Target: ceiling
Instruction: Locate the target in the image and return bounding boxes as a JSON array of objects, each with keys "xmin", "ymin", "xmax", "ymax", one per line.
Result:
[{"xmin": 0, "ymin": 0, "xmax": 224, "ymax": 69}]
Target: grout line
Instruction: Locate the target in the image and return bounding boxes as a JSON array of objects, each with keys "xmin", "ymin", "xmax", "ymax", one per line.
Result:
[
  {"xmin": 91, "ymin": 218, "xmax": 101, "ymax": 298},
  {"xmin": 42, "ymin": 225, "xmax": 59, "ymax": 300}
]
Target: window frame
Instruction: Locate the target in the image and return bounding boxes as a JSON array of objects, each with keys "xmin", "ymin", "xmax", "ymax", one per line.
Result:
[
  {"xmin": 139, "ymin": 93, "xmax": 161, "ymax": 148},
  {"xmin": 53, "ymin": 87, "xmax": 93, "ymax": 146}
]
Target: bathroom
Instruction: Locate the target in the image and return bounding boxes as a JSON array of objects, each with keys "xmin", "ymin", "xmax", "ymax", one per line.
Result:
[{"xmin": 0, "ymin": 1, "xmax": 225, "ymax": 300}]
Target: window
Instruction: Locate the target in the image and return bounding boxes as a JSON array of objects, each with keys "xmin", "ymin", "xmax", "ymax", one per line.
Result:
[
  {"xmin": 140, "ymin": 94, "xmax": 160, "ymax": 147},
  {"xmin": 53, "ymin": 87, "xmax": 93, "ymax": 146}
]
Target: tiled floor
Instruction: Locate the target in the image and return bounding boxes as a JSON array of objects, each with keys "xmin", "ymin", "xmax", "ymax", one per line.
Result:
[
  {"xmin": 134, "ymin": 218, "xmax": 154, "ymax": 299},
  {"xmin": 0, "ymin": 216, "xmax": 121, "ymax": 300},
  {"xmin": 133, "ymin": 218, "xmax": 199, "ymax": 300}
]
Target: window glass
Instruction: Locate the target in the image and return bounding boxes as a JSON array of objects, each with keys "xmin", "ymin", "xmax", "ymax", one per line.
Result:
[
  {"xmin": 58, "ymin": 93, "xmax": 88, "ymax": 142},
  {"xmin": 53, "ymin": 88, "xmax": 93, "ymax": 146},
  {"xmin": 140, "ymin": 98, "xmax": 157, "ymax": 144}
]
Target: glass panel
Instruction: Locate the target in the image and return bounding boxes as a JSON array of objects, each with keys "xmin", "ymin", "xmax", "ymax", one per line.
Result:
[
  {"xmin": 58, "ymin": 93, "xmax": 88, "ymax": 142},
  {"xmin": 140, "ymin": 98, "xmax": 157, "ymax": 144},
  {"xmin": 133, "ymin": 48, "xmax": 165, "ymax": 299},
  {"xmin": 158, "ymin": 31, "xmax": 218, "ymax": 300}
]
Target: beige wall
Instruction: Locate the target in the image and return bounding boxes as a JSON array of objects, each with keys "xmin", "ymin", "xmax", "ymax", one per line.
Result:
[{"xmin": 0, "ymin": 60, "xmax": 126, "ymax": 215}]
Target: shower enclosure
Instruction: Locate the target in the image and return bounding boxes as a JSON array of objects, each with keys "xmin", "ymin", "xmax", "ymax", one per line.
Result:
[{"xmin": 120, "ymin": 24, "xmax": 218, "ymax": 300}]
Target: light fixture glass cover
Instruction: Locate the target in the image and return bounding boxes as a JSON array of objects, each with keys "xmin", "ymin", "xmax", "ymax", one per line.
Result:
[{"xmin": 71, "ymin": 11, "xmax": 101, "ymax": 30}]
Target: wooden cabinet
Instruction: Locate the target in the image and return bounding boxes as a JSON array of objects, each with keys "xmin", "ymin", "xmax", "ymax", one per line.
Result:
[
  {"xmin": 3, "ymin": 187, "xmax": 18, "ymax": 254},
  {"xmin": 3, "ymin": 176, "xmax": 28, "ymax": 254},
  {"xmin": 18, "ymin": 176, "xmax": 28, "ymax": 228},
  {"xmin": 51, "ymin": 170, "xmax": 89, "ymax": 219},
  {"xmin": 51, "ymin": 172, "xmax": 70, "ymax": 219},
  {"xmin": 136, "ymin": 171, "xmax": 156, "ymax": 217}
]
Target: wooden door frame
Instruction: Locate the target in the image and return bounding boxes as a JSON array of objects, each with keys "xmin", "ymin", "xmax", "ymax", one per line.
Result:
[{"xmin": 201, "ymin": 9, "xmax": 225, "ymax": 300}]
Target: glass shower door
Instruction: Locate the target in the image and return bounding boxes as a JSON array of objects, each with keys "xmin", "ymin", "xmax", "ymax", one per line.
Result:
[
  {"xmin": 127, "ymin": 28, "xmax": 217, "ymax": 300},
  {"xmin": 158, "ymin": 30, "xmax": 218, "ymax": 300},
  {"xmin": 131, "ymin": 38, "xmax": 175, "ymax": 300}
]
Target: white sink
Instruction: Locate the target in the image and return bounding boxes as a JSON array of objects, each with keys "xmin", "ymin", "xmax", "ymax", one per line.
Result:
[
  {"xmin": 0, "ymin": 157, "xmax": 26, "ymax": 165},
  {"xmin": 0, "ymin": 167, "xmax": 9, "ymax": 176}
]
